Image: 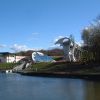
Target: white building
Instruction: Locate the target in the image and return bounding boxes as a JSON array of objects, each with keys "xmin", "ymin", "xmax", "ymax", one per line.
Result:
[
  {"xmin": 6, "ymin": 56, "xmax": 26, "ymax": 63},
  {"xmin": 0, "ymin": 52, "xmax": 26, "ymax": 63}
]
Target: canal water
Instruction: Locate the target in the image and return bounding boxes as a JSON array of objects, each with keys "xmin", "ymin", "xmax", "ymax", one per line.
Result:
[{"xmin": 0, "ymin": 73, "xmax": 100, "ymax": 100}]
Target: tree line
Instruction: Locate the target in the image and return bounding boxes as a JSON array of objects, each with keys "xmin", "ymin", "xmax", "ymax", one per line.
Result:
[{"xmin": 81, "ymin": 16, "xmax": 100, "ymax": 62}]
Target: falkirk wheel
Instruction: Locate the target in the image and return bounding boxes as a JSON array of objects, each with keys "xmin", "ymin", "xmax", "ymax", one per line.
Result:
[{"xmin": 55, "ymin": 36, "xmax": 81, "ymax": 62}]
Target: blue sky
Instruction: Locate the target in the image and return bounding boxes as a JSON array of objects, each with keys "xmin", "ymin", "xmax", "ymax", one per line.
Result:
[{"xmin": 0, "ymin": 0, "xmax": 100, "ymax": 52}]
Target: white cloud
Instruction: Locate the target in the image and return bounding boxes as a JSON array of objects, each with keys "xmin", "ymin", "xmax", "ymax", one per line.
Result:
[
  {"xmin": 10, "ymin": 44, "xmax": 43, "ymax": 52},
  {"xmin": 76, "ymin": 40, "xmax": 84, "ymax": 47},
  {"xmin": 28, "ymin": 32, "xmax": 40, "ymax": 41},
  {"xmin": 54, "ymin": 36, "xmax": 65, "ymax": 42},
  {"xmin": 10, "ymin": 44, "xmax": 32, "ymax": 52},
  {"xmin": 0, "ymin": 44, "xmax": 6, "ymax": 48},
  {"xmin": 32, "ymin": 32, "xmax": 39, "ymax": 35},
  {"xmin": 27, "ymin": 37, "xmax": 39, "ymax": 41},
  {"xmin": 48, "ymin": 35, "xmax": 65, "ymax": 49},
  {"xmin": 48, "ymin": 44, "xmax": 62, "ymax": 50}
]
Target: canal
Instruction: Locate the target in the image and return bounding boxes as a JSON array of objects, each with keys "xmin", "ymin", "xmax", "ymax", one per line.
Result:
[{"xmin": 0, "ymin": 73, "xmax": 100, "ymax": 100}]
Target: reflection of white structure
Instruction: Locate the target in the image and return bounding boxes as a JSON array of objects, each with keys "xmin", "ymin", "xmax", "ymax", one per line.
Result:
[
  {"xmin": 55, "ymin": 36, "xmax": 79, "ymax": 62},
  {"xmin": 32, "ymin": 52, "xmax": 55, "ymax": 62}
]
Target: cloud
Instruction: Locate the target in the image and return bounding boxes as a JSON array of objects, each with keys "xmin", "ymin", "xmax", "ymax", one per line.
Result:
[
  {"xmin": 10, "ymin": 44, "xmax": 43, "ymax": 52},
  {"xmin": 28, "ymin": 32, "xmax": 40, "ymax": 41},
  {"xmin": 54, "ymin": 36, "xmax": 65, "ymax": 42},
  {"xmin": 32, "ymin": 32, "xmax": 39, "ymax": 35},
  {"xmin": 48, "ymin": 36, "xmax": 65, "ymax": 49},
  {"xmin": 49, "ymin": 44, "xmax": 62, "ymax": 50},
  {"xmin": 10, "ymin": 44, "xmax": 32, "ymax": 52},
  {"xmin": 27, "ymin": 37, "xmax": 39, "ymax": 41},
  {"xmin": 0, "ymin": 44, "xmax": 6, "ymax": 48},
  {"xmin": 76, "ymin": 41, "xmax": 84, "ymax": 47}
]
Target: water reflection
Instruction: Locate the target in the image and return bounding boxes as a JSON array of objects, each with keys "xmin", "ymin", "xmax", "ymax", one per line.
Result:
[
  {"xmin": 0, "ymin": 73, "xmax": 100, "ymax": 100},
  {"xmin": 85, "ymin": 81, "xmax": 100, "ymax": 100}
]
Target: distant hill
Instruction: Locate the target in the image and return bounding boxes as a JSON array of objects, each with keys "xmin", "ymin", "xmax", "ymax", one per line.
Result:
[{"xmin": 15, "ymin": 48, "xmax": 63, "ymax": 57}]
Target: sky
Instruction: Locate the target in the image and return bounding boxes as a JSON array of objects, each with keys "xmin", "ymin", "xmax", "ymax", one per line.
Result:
[{"xmin": 0, "ymin": 0, "xmax": 100, "ymax": 52}]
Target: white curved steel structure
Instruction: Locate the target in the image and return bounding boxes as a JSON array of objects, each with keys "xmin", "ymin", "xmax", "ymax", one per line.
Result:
[
  {"xmin": 32, "ymin": 52, "xmax": 55, "ymax": 62},
  {"xmin": 55, "ymin": 36, "xmax": 78, "ymax": 62}
]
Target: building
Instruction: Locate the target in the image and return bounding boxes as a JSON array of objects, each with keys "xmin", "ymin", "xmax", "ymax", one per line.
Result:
[{"xmin": 0, "ymin": 52, "xmax": 26, "ymax": 63}]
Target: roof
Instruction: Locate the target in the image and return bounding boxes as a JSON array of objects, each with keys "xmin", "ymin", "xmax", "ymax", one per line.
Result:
[{"xmin": 0, "ymin": 52, "xmax": 11, "ymax": 56}]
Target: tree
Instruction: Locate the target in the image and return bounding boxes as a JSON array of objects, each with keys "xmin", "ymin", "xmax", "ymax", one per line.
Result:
[{"xmin": 81, "ymin": 16, "xmax": 100, "ymax": 62}]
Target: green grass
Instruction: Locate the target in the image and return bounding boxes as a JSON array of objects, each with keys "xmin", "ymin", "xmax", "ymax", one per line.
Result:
[
  {"xmin": 53, "ymin": 56, "xmax": 63, "ymax": 61},
  {"xmin": 0, "ymin": 62, "xmax": 99, "ymax": 74},
  {"xmin": 31, "ymin": 62, "xmax": 52, "ymax": 71},
  {"xmin": 0, "ymin": 63, "xmax": 17, "ymax": 70},
  {"xmin": 30, "ymin": 61, "xmax": 100, "ymax": 73},
  {"xmin": 30, "ymin": 62, "xmax": 68, "ymax": 72}
]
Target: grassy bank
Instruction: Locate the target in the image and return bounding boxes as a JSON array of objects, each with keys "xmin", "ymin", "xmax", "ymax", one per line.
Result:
[
  {"xmin": 29, "ymin": 62, "xmax": 100, "ymax": 73},
  {"xmin": 20, "ymin": 62, "xmax": 100, "ymax": 79},
  {"xmin": 0, "ymin": 61, "xmax": 100, "ymax": 74},
  {"xmin": 0, "ymin": 63, "xmax": 17, "ymax": 70}
]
